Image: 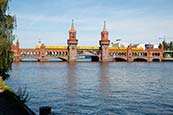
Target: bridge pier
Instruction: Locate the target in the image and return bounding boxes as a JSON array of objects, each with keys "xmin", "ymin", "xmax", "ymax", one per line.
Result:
[
  {"xmin": 40, "ymin": 57, "xmax": 46, "ymax": 62},
  {"xmin": 14, "ymin": 56, "xmax": 20, "ymax": 62},
  {"xmin": 127, "ymin": 45, "xmax": 133, "ymax": 62},
  {"xmin": 99, "ymin": 21, "xmax": 111, "ymax": 62},
  {"xmin": 127, "ymin": 58, "xmax": 133, "ymax": 62},
  {"xmin": 147, "ymin": 58, "xmax": 153, "ymax": 62},
  {"xmin": 67, "ymin": 20, "xmax": 78, "ymax": 62}
]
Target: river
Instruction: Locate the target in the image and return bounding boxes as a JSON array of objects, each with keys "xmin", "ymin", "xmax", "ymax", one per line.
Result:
[{"xmin": 6, "ymin": 62, "xmax": 173, "ymax": 115}]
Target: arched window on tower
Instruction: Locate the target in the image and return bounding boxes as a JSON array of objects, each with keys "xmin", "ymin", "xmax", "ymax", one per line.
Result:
[{"xmin": 72, "ymin": 33, "xmax": 75, "ymax": 38}]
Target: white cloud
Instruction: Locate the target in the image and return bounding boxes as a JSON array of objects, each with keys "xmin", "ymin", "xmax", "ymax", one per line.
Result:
[{"xmin": 13, "ymin": 1, "xmax": 173, "ymax": 47}]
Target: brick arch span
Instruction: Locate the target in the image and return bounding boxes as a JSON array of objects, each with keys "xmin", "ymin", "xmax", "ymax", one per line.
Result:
[
  {"xmin": 133, "ymin": 57, "xmax": 148, "ymax": 62},
  {"xmin": 152, "ymin": 58, "xmax": 161, "ymax": 62},
  {"xmin": 112, "ymin": 57, "xmax": 127, "ymax": 62}
]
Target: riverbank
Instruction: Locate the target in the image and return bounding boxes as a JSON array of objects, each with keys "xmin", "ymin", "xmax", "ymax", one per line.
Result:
[{"xmin": 0, "ymin": 78, "xmax": 35, "ymax": 115}]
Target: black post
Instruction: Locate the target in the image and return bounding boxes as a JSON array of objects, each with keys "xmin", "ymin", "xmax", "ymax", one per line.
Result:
[{"xmin": 39, "ymin": 106, "xmax": 51, "ymax": 115}]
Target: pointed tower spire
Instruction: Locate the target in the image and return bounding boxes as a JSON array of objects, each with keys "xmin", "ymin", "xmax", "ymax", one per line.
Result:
[
  {"xmin": 16, "ymin": 39, "xmax": 19, "ymax": 48},
  {"xmin": 70, "ymin": 19, "xmax": 75, "ymax": 32},
  {"xmin": 16, "ymin": 39, "xmax": 19, "ymax": 43},
  {"xmin": 103, "ymin": 21, "xmax": 107, "ymax": 31}
]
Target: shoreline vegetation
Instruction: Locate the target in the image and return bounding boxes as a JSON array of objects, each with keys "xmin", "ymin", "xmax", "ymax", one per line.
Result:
[
  {"xmin": 0, "ymin": 1, "xmax": 36, "ymax": 114},
  {"xmin": 0, "ymin": 77, "xmax": 35, "ymax": 115}
]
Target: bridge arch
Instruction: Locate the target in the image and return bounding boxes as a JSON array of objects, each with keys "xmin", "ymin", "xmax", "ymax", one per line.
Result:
[
  {"xmin": 78, "ymin": 55, "xmax": 99, "ymax": 62},
  {"xmin": 20, "ymin": 57, "xmax": 40, "ymax": 62},
  {"xmin": 45, "ymin": 57, "xmax": 68, "ymax": 62},
  {"xmin": 112, "ymin": 57, "xmax": 127, "ymax": 62},
  {"xmin": 133, "ymin": 58, "xmax": 147, "ymax": 62},
  {"xmin": 152, "ymin": 58, "xmax": 161, "ymax": 62}
]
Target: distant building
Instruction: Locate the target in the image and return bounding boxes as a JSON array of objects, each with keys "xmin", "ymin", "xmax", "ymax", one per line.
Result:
[
  {"xmin": 111, "ymin": 40, "xmax": 128, "ymax": 47},
  {"xmin": 111, "ymin": 40, "xmax": 146, "ymax": 49}
]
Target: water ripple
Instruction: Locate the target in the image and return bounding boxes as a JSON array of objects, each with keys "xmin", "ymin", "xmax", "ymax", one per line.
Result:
[{"xmin": 6, "ymin": 62, "xmax": 173, "ymax": 115}]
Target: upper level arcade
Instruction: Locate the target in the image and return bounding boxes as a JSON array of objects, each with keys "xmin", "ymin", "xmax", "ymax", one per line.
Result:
[{"xmin": 11, "ymin": 20, "xmax": 165, "ymax": 62}]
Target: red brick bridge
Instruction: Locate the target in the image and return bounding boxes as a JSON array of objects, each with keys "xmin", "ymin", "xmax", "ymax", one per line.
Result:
[{"xmin": 12, "ymin": 21, "xmax": 164, "ymax": 62}]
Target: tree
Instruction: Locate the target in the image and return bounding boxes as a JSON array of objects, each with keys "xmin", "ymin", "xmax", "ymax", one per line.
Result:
[
  {"xmin": 169, "ymin": 41, "xmax": 173, "ymax": 50},
  {"xmin": 162, "ymin": 40, "xmax": 173, "ymax": 50},
  {"xmin": 0, "ymin": 0, "xmax": 16, "ymax": 80}
]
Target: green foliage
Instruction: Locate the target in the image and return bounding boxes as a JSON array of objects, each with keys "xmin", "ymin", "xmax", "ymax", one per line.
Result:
[
  {"xmin": 162, "ymin": 40, "xmax": 173, "ymax": 50},
  {"xmin": 0, "ymin": 0, "xmax": 15, "ymax": 80},
  {"xmin": 0, "ymin": 76, "xmax": 13, "ymax": 92},
  {"xmin": 0, "ymin": 0, "xmax": 8, "ymax": 16}
]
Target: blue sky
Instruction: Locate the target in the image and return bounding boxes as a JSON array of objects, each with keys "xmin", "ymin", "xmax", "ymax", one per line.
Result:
[{"xmin": 9, "ymin": 0, "xmax": 173, "ymax": 48}]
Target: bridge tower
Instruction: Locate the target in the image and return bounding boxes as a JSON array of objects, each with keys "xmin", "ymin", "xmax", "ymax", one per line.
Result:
[
  {"xmin": 127, "ymin": 44, "xmax": 133, "ymax": 62},
  {"xmin": 67, "ymin": 20, "xmax": 78, "ymax": 61},
  {"xmin": 40, "ymin": 43, "xmax": 46, "ymax": 62},
  {"xmin": 147, "ymin": 43, "xmax": 153, "ymax": 62},
  {"xmin": 12, "ymin": 40, "xmax": 20, "ymax": 62},
  {"xmin": 99, "ymin": 21, "xmax": 110, "ymax": 61},
  {"xmin": 159, "ymin": 42, "xmax": 164, "ymax": 61}
]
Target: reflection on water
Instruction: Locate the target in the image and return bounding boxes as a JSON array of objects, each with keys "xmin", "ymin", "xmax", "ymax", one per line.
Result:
[
  {"xmin": 99, "ymin": 62, "xmax": 110, "ymax": 98},
  {"xmin": 6, "ymin": 62, "xmax": 173, "ymax": 115},
  {"xmin": 63, "ymin": 62, "xmax": 78, "ymax": 114},
  {"xmin": 67, "ymin": 62, "xmax": 77, "ymax": 96}
]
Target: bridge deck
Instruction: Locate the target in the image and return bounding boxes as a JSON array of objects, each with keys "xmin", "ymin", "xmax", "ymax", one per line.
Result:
[{"xmin": 35, "ymin": 45, "xmax": 144, "ymax": 51}]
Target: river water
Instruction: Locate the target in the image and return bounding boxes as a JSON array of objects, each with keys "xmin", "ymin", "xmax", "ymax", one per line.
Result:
[{"xmin": 6, "ymin": 62, "xmax": 173, "ymax": 115}]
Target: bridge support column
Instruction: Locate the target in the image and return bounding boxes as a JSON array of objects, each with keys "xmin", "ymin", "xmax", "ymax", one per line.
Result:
[
  {"xmin": 67, "ymin": 20, "xmax": 78, "ymax": 62},
  {"xmin": 127, "ymin": 45, "xmax": 133, "ymax": 62},
  {"xmin": 159, "ymin": 43, "xmax": 164, "ymax": 62},
  {"xmin": 12, "ymin": 40, "xmax": 20, "ymax": 62},
  {"xmin": 68, "ymin": 42, "xmax": 78, "ymax": 62},
  {"xmin": 147, "ymin": 58, "xmax": 153, "ymax": 62},
  {"xmin": 40, "ymin": 57, "xmax": 46, "ymax": 62},
  {"xmin": 99, "ymin": 21, "xmax": 111, "ymax": 62},
  {"xmin": 147, "ymin": 43, "xmax": 153, "ymax": 62},
  {"xmin": 40, "ymin": 44, "xmax": 46, "ymax": 62},
  {"xmin": 14, "ymin": 56, "xmax": 20, "ymax": 62}
]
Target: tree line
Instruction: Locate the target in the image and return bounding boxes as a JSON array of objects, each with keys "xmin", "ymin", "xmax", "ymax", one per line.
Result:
[
  {"xmin": 162, "ymin": 40, "xmax": 173, "ymax": 50},
  {"xmin": 0, "ymin": 0, "xmax": 15, "ymax": 80}
]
